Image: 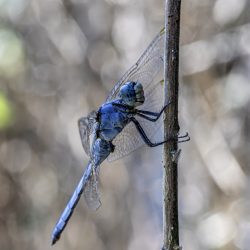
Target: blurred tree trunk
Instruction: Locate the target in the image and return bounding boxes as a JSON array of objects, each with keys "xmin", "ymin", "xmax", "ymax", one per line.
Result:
[{"xmin": 163, "ymin": 0, "xmax": 181, "ymax": 250}]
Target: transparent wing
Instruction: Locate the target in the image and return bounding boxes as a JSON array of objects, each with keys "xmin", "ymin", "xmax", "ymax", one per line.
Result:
[
  {"xmin": 83, "ymin": 165, "xmax": 101, "ymax": 210},
  {"xmin": 78, "ymin": 111, "xmax": 97, "ymax": 156},
  {"xmin": 108, "ymin": 80, "xmax": 164, "ymax": 161},
  {"xmin": 106, "ymin": 28, "xmax": 166, "ymax": 161},
  {"xmin": 78, "ymin": 112, "xmax": 102, "ymax": 209},
  {"xmin": 106, "ymin": 28, "xmax": 165, "ymax": 102}
]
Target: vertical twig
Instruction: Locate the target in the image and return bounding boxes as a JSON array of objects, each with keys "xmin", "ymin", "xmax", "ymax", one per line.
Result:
[{"xmin": 163, "ymin": 0, "xmax": 182, "ymax": 250}]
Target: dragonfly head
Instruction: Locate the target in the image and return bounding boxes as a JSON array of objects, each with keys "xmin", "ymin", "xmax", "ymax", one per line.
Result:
[{"xmin": 119, "ymin": 82, "xmax": 145, "ymax": 107}]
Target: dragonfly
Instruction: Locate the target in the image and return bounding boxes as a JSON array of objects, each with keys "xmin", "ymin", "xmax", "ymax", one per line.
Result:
[{"xmin": 51, "ymin": 28, "xmax": 189, "ymax": 245}]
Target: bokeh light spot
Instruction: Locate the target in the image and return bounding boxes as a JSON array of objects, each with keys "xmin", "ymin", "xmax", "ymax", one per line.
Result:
[
  {"xmin": 0, "ymin": 29, "xmax": 25, "ymax": 77},
  {"xmin": 197, "ymin": 212, "xmax": 236, "ymax": 248},
  {"xmin": 0, "ymin": 139, "xmax": 31, "ymax": 173},
  {"xmin": 0, "ymin": 92, "xmax": 13, "ymax": 129},
  {"xmin": 213, "ymin": 0, "xmax": 246, "ymax": 25}
]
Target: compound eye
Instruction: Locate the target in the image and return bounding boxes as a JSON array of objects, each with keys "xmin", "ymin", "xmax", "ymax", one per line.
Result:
[{"xmin": 134, "ymin": 83, "xmax": 143, "ymax": 93}]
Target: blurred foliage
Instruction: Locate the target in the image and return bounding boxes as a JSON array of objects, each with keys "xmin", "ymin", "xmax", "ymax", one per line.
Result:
[
  {"xmin": 0, "ymin": 92, "xmax": 13, "ymax": 129},
  {"xmin": 0, "ymin": 29, "xmax": 25, "ymax": 77},
  {"xmin": 0, "ymin": 0, "xmax": 250, "ymax": 250}
]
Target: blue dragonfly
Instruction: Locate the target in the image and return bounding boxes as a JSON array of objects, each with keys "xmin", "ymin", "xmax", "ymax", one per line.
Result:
[{"xmin": 51, "ymin": 28, "xmax": 189, "ymax": 245}]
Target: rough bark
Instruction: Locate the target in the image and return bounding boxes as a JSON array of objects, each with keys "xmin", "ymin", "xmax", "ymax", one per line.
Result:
[{"xmin": 162, "ymin": 0, "xmax": 182, "ymax": 249}]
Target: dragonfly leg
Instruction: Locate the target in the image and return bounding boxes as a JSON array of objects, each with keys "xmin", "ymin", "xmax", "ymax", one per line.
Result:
[
  {"xmin": 130, "ymin": 117, "xmax": 190, "ymax": 147},
  {"xmin": 135, "ymin": 101, "xmax": 172, "ymax": 122}
]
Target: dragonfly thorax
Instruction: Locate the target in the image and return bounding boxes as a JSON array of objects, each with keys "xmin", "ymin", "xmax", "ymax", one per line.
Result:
[{"xmin": 119, "ymin": 82, "xmax": 145, "ymax": 107}]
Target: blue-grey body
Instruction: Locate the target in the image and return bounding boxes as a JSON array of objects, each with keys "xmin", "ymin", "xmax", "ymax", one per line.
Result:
[
  {"xmin": 51, "ymin": 28, "xmax": 189, "ymax": 245},
  {"xmin": 98, "ymin": 100, "xmax": 132, "ymax": 141}
]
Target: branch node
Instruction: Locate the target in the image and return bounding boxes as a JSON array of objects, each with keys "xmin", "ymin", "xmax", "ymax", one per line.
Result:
[{"xmin": 171, "ymin": 149, "xmax": 181, "ymax": 163}]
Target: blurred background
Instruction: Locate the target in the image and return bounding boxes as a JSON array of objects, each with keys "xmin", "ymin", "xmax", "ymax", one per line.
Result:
[{"xmin": 0, "ymin": 0, "xmax": 249, "ymax": 249}]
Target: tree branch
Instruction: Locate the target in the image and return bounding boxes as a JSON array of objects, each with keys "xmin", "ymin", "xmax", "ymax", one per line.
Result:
[{"xmin": 163, "ymin": 0, "xmax": 182, "ymax": 250}]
